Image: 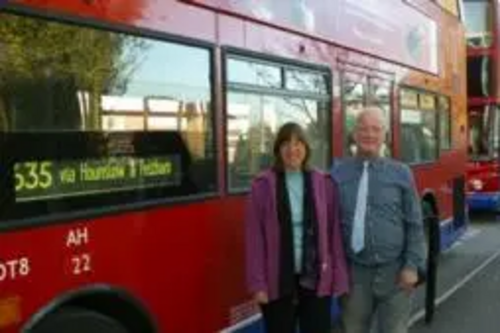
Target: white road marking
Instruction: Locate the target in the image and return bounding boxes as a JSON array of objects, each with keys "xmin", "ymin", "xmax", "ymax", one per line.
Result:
[
  {"xmin": 408, "ymin": 247, "xmax": 500, "ymax": 327},
  {"xmin": 461, "ymin": 228, "xmax": 481, "ymax": 241},
  {"xmin": 442, "ymin": 227, "xmax": 481, "ymax": 253}
]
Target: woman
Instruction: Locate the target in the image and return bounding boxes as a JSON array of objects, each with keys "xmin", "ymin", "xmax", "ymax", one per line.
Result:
[{"xmin": 245, "ymin": 122, "xmax": 349, "ymax": 333}]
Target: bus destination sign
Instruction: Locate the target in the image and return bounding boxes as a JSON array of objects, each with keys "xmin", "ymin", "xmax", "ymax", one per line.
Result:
[{"xmin": 14, "ymin": 155, "xmax": 181, "ymax": 202}]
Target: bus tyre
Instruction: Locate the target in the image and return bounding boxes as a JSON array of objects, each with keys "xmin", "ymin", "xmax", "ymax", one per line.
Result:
[{"xmin": 28, "ymin": 307, "xmax": 128, "ymax": 333}]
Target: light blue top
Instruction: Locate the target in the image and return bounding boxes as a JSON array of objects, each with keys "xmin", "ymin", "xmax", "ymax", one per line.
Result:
[{"xmin": 285, "ymin": 170, "xmax": 304, "ymax": 273}]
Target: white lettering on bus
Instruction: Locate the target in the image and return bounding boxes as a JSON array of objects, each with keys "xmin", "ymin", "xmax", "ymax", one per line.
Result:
[
  {"xmin": 0, "ymin": 257, "xmax": 30, "ymax": 282},
  {"xmin": 71, "ymin": 253, "xmax": 92, "ymax": 275},
  {"xmin": 66, "ymin": 227, "xmax": 89, "ymax": 247}
]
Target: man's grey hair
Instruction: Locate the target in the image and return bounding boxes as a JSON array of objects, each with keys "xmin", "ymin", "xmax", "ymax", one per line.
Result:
[{"xmin": 354, "ymin": 106, "xmax": 388, "ymax": 131}]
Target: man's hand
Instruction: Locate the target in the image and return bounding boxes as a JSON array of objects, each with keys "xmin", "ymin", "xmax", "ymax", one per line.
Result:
[
  {"xmin": 253, "ymin": 291, "xmax": 269, "ymax": 305},
  {"xmin": 398, "ymin": 267, "xmax": 419, "ymax": 293}
]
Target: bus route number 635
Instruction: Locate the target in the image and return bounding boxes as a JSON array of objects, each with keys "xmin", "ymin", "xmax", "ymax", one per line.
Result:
[{"xmin": 14, "ymin": 161, "xmax": 53, "ymax": 192}]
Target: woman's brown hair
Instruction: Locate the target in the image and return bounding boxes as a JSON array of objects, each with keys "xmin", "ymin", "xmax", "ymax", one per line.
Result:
[{"xmin": 272, "ymin": 122, "xmax": 311, "ymax": 170}]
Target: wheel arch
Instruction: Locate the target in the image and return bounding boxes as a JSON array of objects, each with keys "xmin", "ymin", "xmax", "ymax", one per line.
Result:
[{"xmin": 22, "ymin": 284, "xmax": 158, "ymax": 333}]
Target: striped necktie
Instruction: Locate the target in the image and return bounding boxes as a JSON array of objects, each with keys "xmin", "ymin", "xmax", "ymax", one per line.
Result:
[{"xmin": 352, "ymin": 161, "xmax": 369, "ymax": 253}]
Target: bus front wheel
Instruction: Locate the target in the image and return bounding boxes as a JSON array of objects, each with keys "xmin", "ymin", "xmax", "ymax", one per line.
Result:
[{"xmin": 28, "ymin": 307, "xmax": 128, "ymax": 333}]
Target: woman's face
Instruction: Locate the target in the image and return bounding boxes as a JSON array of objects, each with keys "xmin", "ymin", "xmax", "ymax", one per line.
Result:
[{"xmin": 280, "ymin": 135, "xmax": 306, "ymax": 171}]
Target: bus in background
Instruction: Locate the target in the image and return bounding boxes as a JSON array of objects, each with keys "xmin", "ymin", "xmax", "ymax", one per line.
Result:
[
  {"xmin": 463, "ymin": 0, "xmax": 500, "ymax": 212},
  {"xmin": 0, "ymin": 1, "xmax": 466, "ymax": 332}
]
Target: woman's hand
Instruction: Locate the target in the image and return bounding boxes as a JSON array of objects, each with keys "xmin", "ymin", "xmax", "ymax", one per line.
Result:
[{"xmin": 254, "ymin": 291, "xmax": 269, "ymax": 305}]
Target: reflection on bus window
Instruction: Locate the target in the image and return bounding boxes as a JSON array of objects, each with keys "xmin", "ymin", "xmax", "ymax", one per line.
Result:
[
  {"xmin": 463, "ymin": 0, "xmax": 493, "ymax": 47},
  {"xmin": 342, "ymin": 78, "xmax": 392, "ymax": 157},
  {"xmin": 227, "ymin": 58, "xmax": 282, "ymax": 88},
  {"xmin": 439, "ymin": 97, "xmax": 452, "ymax": 150},
  {"xmin": 468, "ymin": 106, "xmax": 500, "ymax": 160},
  {"xmin": 495, "ymin": 107, "xmax": 500, "ymax": 157},
  {"xmin": 285, "ymin": 69, "xmax": 328, "ymax": 95},
  {"xmin": 343, "ymin": 80, "xmax": 364, "ymax": 156},
  {"xmin": 400, "ymin": 90, "xmax": 438, "ymax": 164},
  {"xmin": 0, "ymin": 13, "xmax": 217, "ymax": 202},
  {"xmin": 367, "ymin": 80, "xmax": 392, "ymax": 156},
  {"xmin": 467, "ymin": 56, "xmax": 492, "ymax": 97},
  {"xmin": 0, "ymin": 13, "xmax": 214, "ymax": 161},
  {"xmin": 226, "ymin": 56, "xmax": 331, "ymax": 191}
]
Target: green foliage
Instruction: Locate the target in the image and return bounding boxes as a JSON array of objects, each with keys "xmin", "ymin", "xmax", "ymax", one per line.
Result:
[{"xmin": 0, "ymin": 13, "xmax": 145, "ymax": 129}]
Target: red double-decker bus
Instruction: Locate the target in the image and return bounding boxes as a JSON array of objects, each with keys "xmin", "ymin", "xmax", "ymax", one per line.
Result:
[
  {"xmin": 0, "ymin": 1, "xmax": 467, "ymax": 332},
  {"xmin": 463, "ymin": 0, "xmax": 500, "ymax": 212}
]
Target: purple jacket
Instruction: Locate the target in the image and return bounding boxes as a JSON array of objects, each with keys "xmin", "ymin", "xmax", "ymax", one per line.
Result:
[{"xmin": 245, "ymin": 168, "xmax": 349, "ymax": 301}]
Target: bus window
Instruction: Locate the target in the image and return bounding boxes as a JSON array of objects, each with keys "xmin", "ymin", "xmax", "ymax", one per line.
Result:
[
  {"xmin": 225, "ymin": 55, "xmax": 331, "ymax": 191},
  {"xmin": 467, "ymin": 56, "xmax": 492, "ymax": 97},
  {"xmin": 0, "ymin": 13, "xmax": 216, "ymax": 221},
  {"xmin": 439, "ymin": 96, "xmax": 452, "ymax": 150},
  {"xmin": 468, "ymin": 105, "xmax": 500, "ymax": 160},
  {"xmin": 342, "ymin": 79, "xmax": 365, "ymax": 156},
  {"xmin": 463, "ymin": 0, "xmax": 493, "ymax": 47},
  {"xmin": 494, "ymin": 107, "xmax": 500, "ymax": 158},
  {"xmin": 367, "ymin": 79, "xmax": 393, "ymax": 157},
  {"xmin": 342, "ymin": 76, "xmax": 393, "ymax": 157},
  {"xmin": 400, "ymin": 89, "xmax": 438, "ymax": 164},
  {"xmin": 227, "ymin": 58, "xmax": 281, "ymax": 89}
]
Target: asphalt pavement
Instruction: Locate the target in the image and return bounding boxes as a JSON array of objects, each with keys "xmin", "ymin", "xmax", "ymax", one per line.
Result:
[
  {"xmin": 331, "ymin": 215, "xmax": 500, "ymax": 333},
  {"xmin": 410, "ymin": 250, "xmax": 500, "ymax": 332},
  {"xmin": 409, "ymin": 214, "xmax": 500, "ymax": 333}
]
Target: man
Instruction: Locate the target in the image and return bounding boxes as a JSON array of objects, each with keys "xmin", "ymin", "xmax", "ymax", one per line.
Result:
[{"xmin": 331, "ymin": 106, "xmax": 426, "ymax": 333}]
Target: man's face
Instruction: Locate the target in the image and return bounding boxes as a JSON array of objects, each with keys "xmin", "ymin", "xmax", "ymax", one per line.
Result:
[{"xmin": 353, "ymin": 112, "xmax": 386, "ymax": 157}]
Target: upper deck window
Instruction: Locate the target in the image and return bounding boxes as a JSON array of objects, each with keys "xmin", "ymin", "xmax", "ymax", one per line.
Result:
[{"xmin": 463, "ymin": 0, "xmax": 493, "ymax": 47}]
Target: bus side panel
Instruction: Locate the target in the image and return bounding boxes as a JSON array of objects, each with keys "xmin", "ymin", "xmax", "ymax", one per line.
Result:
[
  {"xmin": 0, "ymin": 198, "xmax": 250, "ymax": 333},
  {"xmin": 15, "ymin": 0, "xmax": 217, "ymax": 42}
]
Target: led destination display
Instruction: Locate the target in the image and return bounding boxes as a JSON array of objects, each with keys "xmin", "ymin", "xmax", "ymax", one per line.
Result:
[{"xmin": 14, "ymin": 155, "xmax": 181, "ymax": 202}]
